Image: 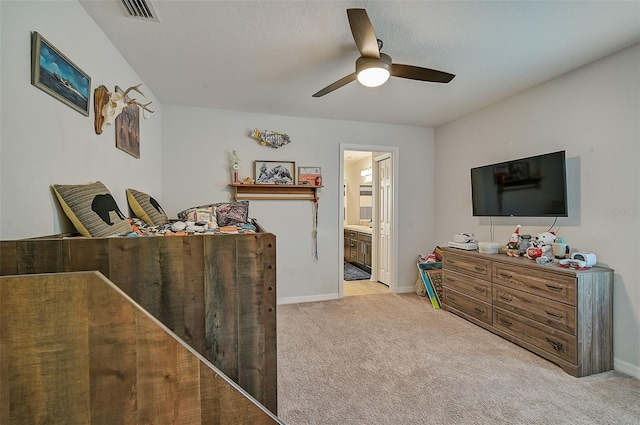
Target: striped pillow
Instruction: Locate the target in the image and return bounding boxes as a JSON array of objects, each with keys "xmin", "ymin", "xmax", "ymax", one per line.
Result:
[
  {"xmin": 126, "ymin": 188, "xmax": 169, "ymax": 226},
  {"xmin": 52, "ymin": 181, "xmax": 133, "ymax": 237}
]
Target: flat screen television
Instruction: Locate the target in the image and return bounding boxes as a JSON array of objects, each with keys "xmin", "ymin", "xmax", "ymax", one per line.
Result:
[{"xmin": 471, "ymin": 151, "xmax": 568, "ymax": 217}]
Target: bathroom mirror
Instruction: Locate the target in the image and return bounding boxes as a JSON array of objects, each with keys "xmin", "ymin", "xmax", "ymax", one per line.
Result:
[{"xmin": 359, "ymin": 184, "xmax": 372, "ymax": 225}]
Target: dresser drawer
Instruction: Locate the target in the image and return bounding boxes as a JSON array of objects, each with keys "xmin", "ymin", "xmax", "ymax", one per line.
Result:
[
  {"xmin": 493, "ymin": 284, "xmax": 576, "ymax": 334},
  {"xmin": 494, "ymin": 308, "xmax": 576, "ymax": 364},
  {"xmin": 444, "ymin": 253, "xmax": 492, "ymax": 281},
  {"xmin": 493, "ymin": 263, "xmax": 575, "ymax": 305},
  {"xmin": 442, "ymin": 288, "xmax": 491, "ymax": 325},
  {"xmin": 443, "ymin": 269, "xmax": 492, "ymax": 303}
]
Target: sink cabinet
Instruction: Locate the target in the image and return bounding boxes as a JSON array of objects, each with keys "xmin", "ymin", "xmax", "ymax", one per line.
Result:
[{"xmin": 344, "ymin": 228, "xmax": 372, "ymax": 273}]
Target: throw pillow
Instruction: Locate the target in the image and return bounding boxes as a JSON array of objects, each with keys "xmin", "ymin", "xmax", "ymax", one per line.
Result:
[
  {"xmin": 126, "ymin": 188, "xmax": 170, "ymax": 226},
  {"xmin": 215, "ymin": 201, "xmax": 249, "ymax": 227},
  {"xmin": 178, "ymin": 206, "xmax": 218, "ymax": 228},
  {"xmin": 177, "ymin": 200, "xmax": 249, "ymax": 227},
  {"xmin": 52, "ymin": 181, "xmax": 133, "ymax": 237}
]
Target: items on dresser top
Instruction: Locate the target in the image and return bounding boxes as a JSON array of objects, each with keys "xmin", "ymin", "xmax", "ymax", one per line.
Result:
[{"xmin": 441, "ymin": 247, "xmax": 613, "ymax": 377}]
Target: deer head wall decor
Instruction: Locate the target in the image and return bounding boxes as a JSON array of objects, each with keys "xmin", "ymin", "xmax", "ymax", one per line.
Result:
[{"xmin": 93, "ymin": 84, "xmax": 154, "ymax": 134}]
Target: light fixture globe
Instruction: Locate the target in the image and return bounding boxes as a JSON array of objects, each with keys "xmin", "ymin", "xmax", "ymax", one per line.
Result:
[{"xmin": 356, "ymin": 53, "xmax": 392, "ymax": 87}]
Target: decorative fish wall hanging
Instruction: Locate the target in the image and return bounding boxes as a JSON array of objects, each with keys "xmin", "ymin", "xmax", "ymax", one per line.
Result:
[{"xmin": 251, "ymin": 128, "xmax": 291, "ymax": 148}]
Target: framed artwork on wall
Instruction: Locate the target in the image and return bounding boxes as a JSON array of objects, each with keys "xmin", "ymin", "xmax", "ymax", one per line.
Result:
[
  {"xmin": 114, "ymin": 86, "xmax": 141, "ymax": 158},
  {"xmin": 254, "ymin": 160, "xmax": 295, "ymax": 184},
  {"xmin": 30, "ymin": 31, "xmax": 91, "ymax": 116},
  {"xmin": 298, "ymin": 166, "xmax": 322, "ymax": 185}
]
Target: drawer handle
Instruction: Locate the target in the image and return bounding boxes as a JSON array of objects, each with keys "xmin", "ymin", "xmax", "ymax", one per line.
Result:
[
  {"xmin": 499, "ymin": 294, "xmax": 513, "ymax": 302},
  {"xmin": 499, "ymin": 272, "xmax": 513, "ymax": 279},
  {"xmin": 545, "ymin": 284, "xmax": 564, "ymax": 292},
  {"xmin": 499, "ymin": 317, "xmax": 513, "ymax": 326},
  {"xmin": 474, "ymin": 307, "xmax": 485, "ymax": 315},
  {"xmin": 545, "ymin": 310, "xmax": 563, "ymax": 319},
  {"xmin": 448, "ymin": 295, "xmax": 456, "ymax": 301},
  {"xmin": 545, "ymin": 337, "xmax": 563, "ymax": 351},
  {"xmin": 474, "ymin": 266, "xmax": 486, "ymax": 272},
  {"xmin": 474, "ymin": 286, "xmax": 485, "ymax": 293},
  {"xmin": 447, "ymin": 277, "xmax": 456, "ymax": 283}
]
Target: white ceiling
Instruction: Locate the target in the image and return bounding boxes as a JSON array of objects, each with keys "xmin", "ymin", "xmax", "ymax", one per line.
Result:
[{"xmin": 79, "ymin": 0, "xmax": 640, "ymax": 128}]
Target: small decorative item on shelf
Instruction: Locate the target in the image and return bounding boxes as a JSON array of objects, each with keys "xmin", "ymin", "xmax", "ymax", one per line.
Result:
[
  {"xmin": 298, "ymin": 166, "xmax": 322, "ymax": 186},
  {"xmin": 231, "ymin": 150, "xmax": 240, "ymax": 183}
]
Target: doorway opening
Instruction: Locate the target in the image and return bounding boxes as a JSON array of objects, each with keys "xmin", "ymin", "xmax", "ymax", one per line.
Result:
[{"xmin": 340, "ymin": 145, "xmax": 398, "ymax": 297}]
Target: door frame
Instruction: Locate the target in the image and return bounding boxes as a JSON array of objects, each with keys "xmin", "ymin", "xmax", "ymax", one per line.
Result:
[{"xmin": 339, "ymin": 143, "xmax": 399, "ymax": 297}]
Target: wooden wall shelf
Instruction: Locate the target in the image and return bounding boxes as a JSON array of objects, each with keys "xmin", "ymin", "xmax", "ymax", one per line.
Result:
[{"xmin": 229, "ymin": 183, "xmax": 322, "ymax": 201}]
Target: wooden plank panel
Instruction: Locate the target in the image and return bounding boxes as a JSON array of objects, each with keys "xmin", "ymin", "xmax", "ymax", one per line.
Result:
[
  {"xmin": 1, "ymin": 230, "xmax": 277, "ymax": 411},
  {"xmin": 199, "ymin": 363, "xmax": 278, "ymax": 425},
  {"xmin": 204, "ymin": 235, "xmax": 239, "ymax": 381},
  {"xmin": 236, "ymin": 235, "xmax": 265, "ymax": 405},
  {"xmin": 88, "ymin": 272, "xmax": 137, "ymax": 425},
  {"xmin": 1, "ymin": 271, "xmax": 281, "ymax": 424},
  {"xmin": 0, "ymin": 274, "xmax": 90, "ymax": 424},
  {"xmin": 64, "ymin": 238, "xmax": 110, "ymax": 276},
  {"xmin": 136, "ymin": 310, "xmax": 202, "ymax": 424},
  {"xmin": 17, "ymin": 239, "xmax": 64, "ymax": 274},
  {"xmin": 262, "ymin": 233, "xmax": 278, "ymax": 413},
  {"xmin": 183, "ymin": 236, "xmax": 206, "ymax": 354},
  {"xmin": 0, "ymin": 241, "xmax": 18, "ymax": 275},
  {"xmin": 157, "ymin": 237, "xmax": 187, "ymax": 339},
  {"xmin": 108, "ymin": 237, "xmax": 161, "ymax": 312}
]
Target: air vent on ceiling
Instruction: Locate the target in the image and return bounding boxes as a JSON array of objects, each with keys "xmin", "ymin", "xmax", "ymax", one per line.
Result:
[{"xmin": 120, "ymin": 0, "xmax": 159, "ymax": 22}]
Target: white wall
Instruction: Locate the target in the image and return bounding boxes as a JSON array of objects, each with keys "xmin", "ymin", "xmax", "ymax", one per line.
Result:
[
  {"xmin": 161, "ymin": 106, "xmax": 435, "ymax": 301},
  {"xmin": 0, "ymin": 0, "xmax": 162, "ymax": 239},
  {"xmin": 434, "ymin": 44, "xmax": 640, "ymax": 377}
]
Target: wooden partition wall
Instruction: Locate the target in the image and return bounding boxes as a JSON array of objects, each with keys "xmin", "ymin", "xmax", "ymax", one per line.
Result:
[
  {"xmin": 0, "ymin": 272, "xmax": 282, "ymax": 425},
  {"xmin": 0, "ymin": 232, "xmax": 277, "ymax": 413}
]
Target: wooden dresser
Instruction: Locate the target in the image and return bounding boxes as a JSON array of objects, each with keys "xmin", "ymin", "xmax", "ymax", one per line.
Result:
[{"xmin": 441, "ymin": 247, "xmax": 613, "ymax": 377}]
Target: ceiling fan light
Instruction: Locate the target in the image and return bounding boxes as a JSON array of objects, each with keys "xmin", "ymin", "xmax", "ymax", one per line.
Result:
[
  {"xmin": 357, "ymin": 67, "xmax": 390, "ymax": 87},
  {"xmin": 355, "ymin": 53, "xmax": 392, "ymax": 88}
]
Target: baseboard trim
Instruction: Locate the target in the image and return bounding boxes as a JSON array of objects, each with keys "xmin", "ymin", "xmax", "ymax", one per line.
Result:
[
  {"xmin": 278, "ymin": 293, "xmax": 340, "ymax": 305},
  {"xmin": 614, "ymin": 358, "xmax": 640, "ymax": 379},
  {"xmin": 396, "ymin": 285, "xmax": 416, "ymax": 294}
]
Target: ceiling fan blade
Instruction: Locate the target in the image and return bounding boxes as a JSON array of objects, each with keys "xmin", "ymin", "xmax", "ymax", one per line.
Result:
[
  {"xmin": 391, "ymin": 64, "xmax": 455, "ymax": 83},
  {"xmin": 347, "ymin": 8, "xmax": 379, "ymax": 59},
  {"xmin": 312, "ymin": 73, "xmax": 357, "ymax": 97}
]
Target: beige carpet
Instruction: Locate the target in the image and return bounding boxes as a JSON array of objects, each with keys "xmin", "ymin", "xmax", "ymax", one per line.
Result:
[
  {"xmin": 277, "ymin": 293, "xmax": 640, "ymax": 425},
  {"xmin": 344, "ymin": 279, "xmax": 389, "ymax": 296}
]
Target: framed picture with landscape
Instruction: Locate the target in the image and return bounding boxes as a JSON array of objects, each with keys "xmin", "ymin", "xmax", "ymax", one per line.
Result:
[
  {"xmin": 31, "ymin": 31, "xmax": 91, "ymax": 116},
  {"xmin": 254, "ymin": 160, "xmax": 295, "ymax": 184}
]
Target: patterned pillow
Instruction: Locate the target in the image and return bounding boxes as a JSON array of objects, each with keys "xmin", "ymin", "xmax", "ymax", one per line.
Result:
[
  {"xmin": 126, "ymin": 188, "xmax": 169, "ymax": 226},
  {"xmin": 179, "ymin": 206, "xmax": 218, "ymax": 228},
  {"xmin": 178, "ymin": 201, "xmax": 249, "ymax": 227},
  {"xmin": 215, "ymin": 201, "xmax": 249, "ymax": 227},
  {"xmin": 52, "ymin": 181, "xmax": 133, "ymax": 237}
]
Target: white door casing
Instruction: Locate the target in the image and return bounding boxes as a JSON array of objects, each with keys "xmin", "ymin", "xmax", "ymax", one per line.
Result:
[
  {"xmin": 377, "ymin": 155, "xmax": 392, "ymax": 285},
  {"xmin": 339, "ymin": 144, "xmax": 398, "ymax": 296}
]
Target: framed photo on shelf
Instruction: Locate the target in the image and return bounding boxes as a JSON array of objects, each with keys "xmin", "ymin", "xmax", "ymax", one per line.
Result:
[
  {"xmin": 31, "ymin": 31, "xmax": 91, "ymax": 116},
  {"xmin": 254, "ymin": 160, "xmax": 295, "ymax": 184},
  {"xmin": 298, "ymin": 166, "xmax": 322, "ymax": 185}
]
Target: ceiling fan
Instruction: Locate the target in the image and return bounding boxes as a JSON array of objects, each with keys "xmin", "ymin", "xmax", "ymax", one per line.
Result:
[{"xmin": 313, "ymin": 8, "xmax": 455, "ymax": 98}]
